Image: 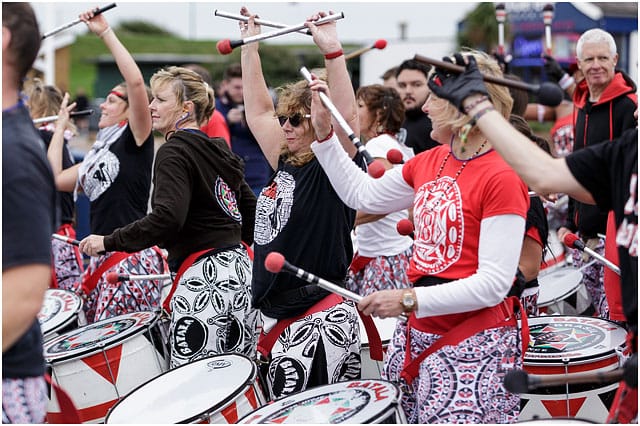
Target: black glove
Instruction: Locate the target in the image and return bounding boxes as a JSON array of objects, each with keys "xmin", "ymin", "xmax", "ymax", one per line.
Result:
[
  {"xmin": 493, "ymin": 52, "xmax": 512, "ymax": 74},
  {"xmin": 543, "ymin": 54, "xmax": 567, "ymax": 83},
  {"xmin": 427, "ymin": 53, "xmax": 489, "ymax": 113}
]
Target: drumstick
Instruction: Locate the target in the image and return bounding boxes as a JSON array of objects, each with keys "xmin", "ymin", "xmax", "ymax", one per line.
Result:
[
  {"xmin": 504, "ymin": 367, "xmax": 625, "ymax": 394},
  {"xmin": 33, "ymin": 110, "xmax": 94, "ymax": 125},
  {"xmin": 265, "ymin": 252, "xmax": 408, "ymax": 321},
  {"xmin": 344, "ymin": 39, "xmax": 387, "ymax": 60},
  {"xmin": 216, "ymin": 12, "xmax": 344, "ymax": 55},
  {"xmin": 106, "ymin": 272, "xmax": 171, "ymax": 284},
  {"xmin": 214, "ymin": 9, "xmax": 312, "ymax": 36},
  {"xmin": 52, "ymin": 233, "xmax": 81, "ymax": 246},
  {"xmin": 563, "ymin": 233, "xmax": 620, "ymax": 275},
  {"xmin": 413, "ymin": 54, "xmax": 564, "ymax": 107},
  {"xmin": 299, "ymin": 66, "xmax": 386, "ymax": 178},
  {"xmin": 494, "ymin": 3, "xmax": 506, "ymax": 55},
  {"xmin": 542, "ymin": 4, "xmax": 555, "ymax": 55},
  {"xmin": 42, "ymin": 3, "xmax": 117, "ymax": 39}
]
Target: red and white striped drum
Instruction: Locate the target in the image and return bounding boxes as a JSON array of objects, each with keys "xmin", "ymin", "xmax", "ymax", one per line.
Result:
[
  {"xmin": 43, "ymin": 311, "xmax": 168, "ymax": 423},
  {"xmin": 358, "ymin": 316, "xmax": 398, "ymax": 379},
  {"xmin": 105, "ymin": 353, "xmax": 266, "ymax": 424},
  {"xmin": 38, "ymin": 288, "xmax": 86, "ymax": 341},
  {"xmin": 519, "ymin": 316, "xmax": 627, "ymax": 423},
  {"xmin": 237, "ymin": 379, "xmax": 406, "ymax": 424}
]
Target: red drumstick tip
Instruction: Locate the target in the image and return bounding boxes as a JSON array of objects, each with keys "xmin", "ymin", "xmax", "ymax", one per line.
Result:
[
  {"xmin": 265, "ymin": 252, "xmax": 285, "ymax": 273},
  {"xmin": 386, "ymin": 148, "xmax": 404, "ymax": 165},
  {"xmin": 396, "ymin": 219, "xmax": 414, "ymax": 236},
  {"xmin": 216, "ymin": 39, "xmax": 233, "ymax": 55},
  {"xmin": 106, "ymin": 272, "xmax": 120, "ymax": 285},
  {"xmin": 374, "ymin": 39, "xmax": 387, "ymax": 50},
  {"xmin": 563, "ymin": 233, "xmax": 580, "ymax": 249},
  {"xmin": 367, "ymin": 160, "xmax": 386, "ymax": 178}
]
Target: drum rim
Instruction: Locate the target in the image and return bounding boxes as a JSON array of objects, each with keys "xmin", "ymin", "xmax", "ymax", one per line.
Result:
[
  {"xmin": 537, "ymin": 268, "xmax": 584, "ymax": 305},
  {"xmin": 43, "ymin": 311, "xmax": 158, "ymax": 361},
  {"xmin": 105, "ymin": 353, "xmax": 257, "ymax": 424},
  {"xmin": 236, "ymin": 379, "xmax": 400, "ymax": 424},
  {"xmin": 39, "ymin": 289, "xmax": 83, "ymax": 333}
]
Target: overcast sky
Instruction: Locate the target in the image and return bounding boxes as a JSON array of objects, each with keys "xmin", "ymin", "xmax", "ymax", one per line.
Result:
[{"xmin": 32, "ymin": 1, "xmax": 477, "ymax": 45}]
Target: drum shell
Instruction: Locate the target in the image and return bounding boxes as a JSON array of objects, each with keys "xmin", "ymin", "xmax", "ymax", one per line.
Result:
[
  {"xmin": 537, "ymin": 267, "xmax": 592, "ymax": 316},
  {"xmin": 44, "ymin": 312, "xmax": 168, "ymax": 423}
]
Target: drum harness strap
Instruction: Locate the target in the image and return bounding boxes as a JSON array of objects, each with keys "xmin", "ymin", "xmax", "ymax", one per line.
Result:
[
  {"xmin": 44, "ymin": 373, "xmax": 81, "ymax": 423},
  {"xmin": 257, "ymin": 293, "xmax": 384, "ymax": 364},
  {"xmin": 399, "ymin": 296, "xmax": 529, "ymax": 392}
]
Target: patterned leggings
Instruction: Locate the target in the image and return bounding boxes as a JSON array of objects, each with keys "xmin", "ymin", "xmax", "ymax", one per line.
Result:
[
  {"xmin": 83, "ymin": 247, "xmax": 168, "ymax": 323},
  {"xmin": 384, "ymin": 322, "xmax": 522, "ymax": 424},
  {"xmin": 169, "ymin": 246, "xmax": 259, "ymax": 368},
  {"xmin": 347, "ymin": 247, "xmax": 412, "ymax": 296},
  {"xmin": 2, "ymin": 376, "xmax": 47, "ymax": 424},
  {"xmin": 568, "ymin": 237, "xmax": 609, "ymax": 318},
  {"xmin": 262, "ymin": 300, "xmax": 362, "ymax": 401}
]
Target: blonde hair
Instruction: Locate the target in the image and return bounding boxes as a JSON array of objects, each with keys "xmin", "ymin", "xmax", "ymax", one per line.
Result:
[
  {"xmin": 150, "ymin": 66, "xmax": 215, "ymax": 127},
  {"xmin": 428, "ymin": 49, "xmax": 513, "ymax": 137},
  {"xmin": 275, "ymin": 79, "xmax": 316, "ymax": 166}
]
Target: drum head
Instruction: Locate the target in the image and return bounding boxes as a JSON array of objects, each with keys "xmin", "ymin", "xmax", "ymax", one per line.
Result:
[
  {"xmin": 237, "ymin": 379, "xmax": 400, "ymax": 424},
  {"xmin": 38, "ymin": 289, "xmax": 83, "ymax": 336},
  {"xmin": 538, "ymin": 267, "xmax": 583, "ymax": 306},
  {"xmin": 43, "ymin": 311, "xmax": 157, "ymax": 362},
  {"xmin": 358, "ymin": 316, "xmax": 398, "ymax": 346},
  {"xmin": 106, "ymin": 353, "xmax": 257, "ymax": 424},
  {"xmin": 525, "ymin": 316, "xmax": 627, "ymax": 363}
]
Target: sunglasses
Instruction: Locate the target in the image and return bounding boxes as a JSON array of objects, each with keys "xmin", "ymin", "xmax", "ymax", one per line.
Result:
[{"xmin": 277, "ymin": 113, "xmax": 311, "ymax": 127}]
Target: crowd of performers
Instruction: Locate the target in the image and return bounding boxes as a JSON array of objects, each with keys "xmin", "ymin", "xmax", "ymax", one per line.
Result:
[{"xmin": 3, "ymin": 2, "xmax": 637, "ymax": 424}]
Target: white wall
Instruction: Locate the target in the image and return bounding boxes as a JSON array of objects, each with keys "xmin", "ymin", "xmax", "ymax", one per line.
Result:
[{"xmin": 360, "ymin": 38, "xmax": 456, "ymax": 86}]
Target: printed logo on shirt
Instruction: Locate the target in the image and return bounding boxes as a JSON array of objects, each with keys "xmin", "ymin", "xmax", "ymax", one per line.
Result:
[
  {"xmin": 215, "ymin": 176, "xmax": 242, "ymax": 222},
  {"xmin": 413, "ymin": 176, "xmax": 464, "ymax": 274},
  {"xmin": 254, "ymin": 171, "xmax": 295, "ymax": 245},
  {"xmin": 81, "ymin": 150, "xmax": 120, "ymax": 201},
  {"xmin": 617, "ymin": 173, "xmax": 638, "ymax": 257}
]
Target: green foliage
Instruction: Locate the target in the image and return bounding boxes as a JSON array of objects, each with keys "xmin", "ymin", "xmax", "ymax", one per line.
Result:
[
  {"xmin": 457, "ymin": 2, "xmax": 510, "ymax": 52},
  {"xmin": 115, "ymin": 20, "xmax": 175, "ymax": 36}
]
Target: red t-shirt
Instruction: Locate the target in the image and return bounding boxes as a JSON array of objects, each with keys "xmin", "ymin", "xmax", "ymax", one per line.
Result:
[
  {"xmin": 201, "ymin": 110, "xmax": 231, "ymax": 148},
  {"xmin": 402, "ymin": 145, "xmax": 529, "ymax": 284}
]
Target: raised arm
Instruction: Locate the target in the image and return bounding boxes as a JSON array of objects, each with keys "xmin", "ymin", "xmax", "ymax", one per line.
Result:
[
  {"xmin": 239, "ymin": 8, "xmax": 283, "ymax": 169},
  {"xmin": 80, "ymin": 8, "xmax": 152, "ymax": 146},
  {"xmin": 47, "ymin": 93, "xmax": 81, "ymax": 192},
  {"xmin": 306, "ymin": 11, "xmax": 358, "ymax": 158}
]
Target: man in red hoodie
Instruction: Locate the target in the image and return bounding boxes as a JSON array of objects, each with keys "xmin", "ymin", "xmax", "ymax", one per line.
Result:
[{"xmin": 556, "ymin": 28, "xmax": 637, "ymax": 321}]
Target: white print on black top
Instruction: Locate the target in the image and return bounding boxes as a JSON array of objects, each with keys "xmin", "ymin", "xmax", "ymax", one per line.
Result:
[
  {"xmin": 81, "ymin": 149, "xmax": 120, "ymax": 201},
  {"xmin": 254, "ymin": 171, "xmax": 295, "ymax": 245},
  {"xmin": 616, "ymin": 173, "xmax": 638, "ymax": 257},
  {"xmin": 413, "ymin": 176, "xmax": 464, "ymax": 274},
  {"xmin": 214, "ymin": 176, "xmax": 242, "ymax": 222}
]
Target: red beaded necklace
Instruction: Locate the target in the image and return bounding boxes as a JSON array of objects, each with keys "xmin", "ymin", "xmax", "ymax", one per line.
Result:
[{"xmin": 435, "ymin": 138, "xmax": 489, "ymax": 181}]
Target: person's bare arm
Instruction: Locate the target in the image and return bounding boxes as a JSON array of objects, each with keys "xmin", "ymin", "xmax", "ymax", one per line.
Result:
[
  {"xmin": 239, "ymin": 9, "xmax": 283, "ymax": 169},
  {"xmin": 2, "ymin": 265, "xmax": 50, "ymax": 351},
  {"xmin": 518, "ymin": 236, "xmax": 543, "ymax": 282}
]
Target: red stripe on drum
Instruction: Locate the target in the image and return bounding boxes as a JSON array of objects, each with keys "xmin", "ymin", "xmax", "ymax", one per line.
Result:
[{"xmin": 524, "ymin": 355, "xmax": 619, "ymax": 375}]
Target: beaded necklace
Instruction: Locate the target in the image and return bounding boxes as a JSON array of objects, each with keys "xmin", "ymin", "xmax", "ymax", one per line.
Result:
[{"xmin": 426, "ymin": 138, "xmax": 489, "ymax": 212}]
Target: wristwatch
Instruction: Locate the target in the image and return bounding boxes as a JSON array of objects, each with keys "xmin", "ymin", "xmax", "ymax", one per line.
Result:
[{"xmin": 401, "ymin": 290, "xmax": 417, "ymax": 313}]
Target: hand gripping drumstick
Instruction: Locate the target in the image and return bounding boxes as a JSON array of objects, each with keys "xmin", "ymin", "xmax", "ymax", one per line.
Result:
[
  {"xmin": 52, "ymin": 233, "xmax": 106, "ymax": 255},
  {"xmin": 413, "ymin": 54, "xmax": 564, "ymax": 107},
  {"xmin": 42, "ymin": 3, "xmax": 117, "ymax": 39},
  {"xmin": 216, "ymin": 12, "xmax": 344, "ymax": 55},
  {"xmin": 214, "ymin": 10, "xmax": 312, "ymax": 36},
  {"xmin": 563, "ymin": 233, "xmax": 621, "ymax": 275},
  {"xmin": 344, "ymin": 39, "xmax": 387, "ymax": 60},
  {"xmin": 106, "ymin": 272, "xmax": 171, "ymax": 284},
  {"xmin": 300, "ymin": 66, "xmax": 386, "ymax": 178},
  {"xmin": 265, "ymin": 252, "xmax": 408, "ymax": 320},
  {"xmin": 33, "ymin": 110, "xmax": 94, "ymax": 125},
  {"xmin": 494, "ymin": 3, "xmax": 506, "ymax": 56},
  {"xmin": 542, "ymin": 4, "xmax": 555, "ymax": 55}
]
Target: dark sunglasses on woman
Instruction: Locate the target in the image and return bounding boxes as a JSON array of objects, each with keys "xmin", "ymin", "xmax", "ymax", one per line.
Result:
[{"xmin": 277, "ymin": 113, "xmax": 311, "ymax": 127}]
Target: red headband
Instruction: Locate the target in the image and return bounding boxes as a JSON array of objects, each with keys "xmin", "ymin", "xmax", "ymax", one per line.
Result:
[{"xmin": 109, "ymin": 90, "xmax": 127, "ymax": 101}]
